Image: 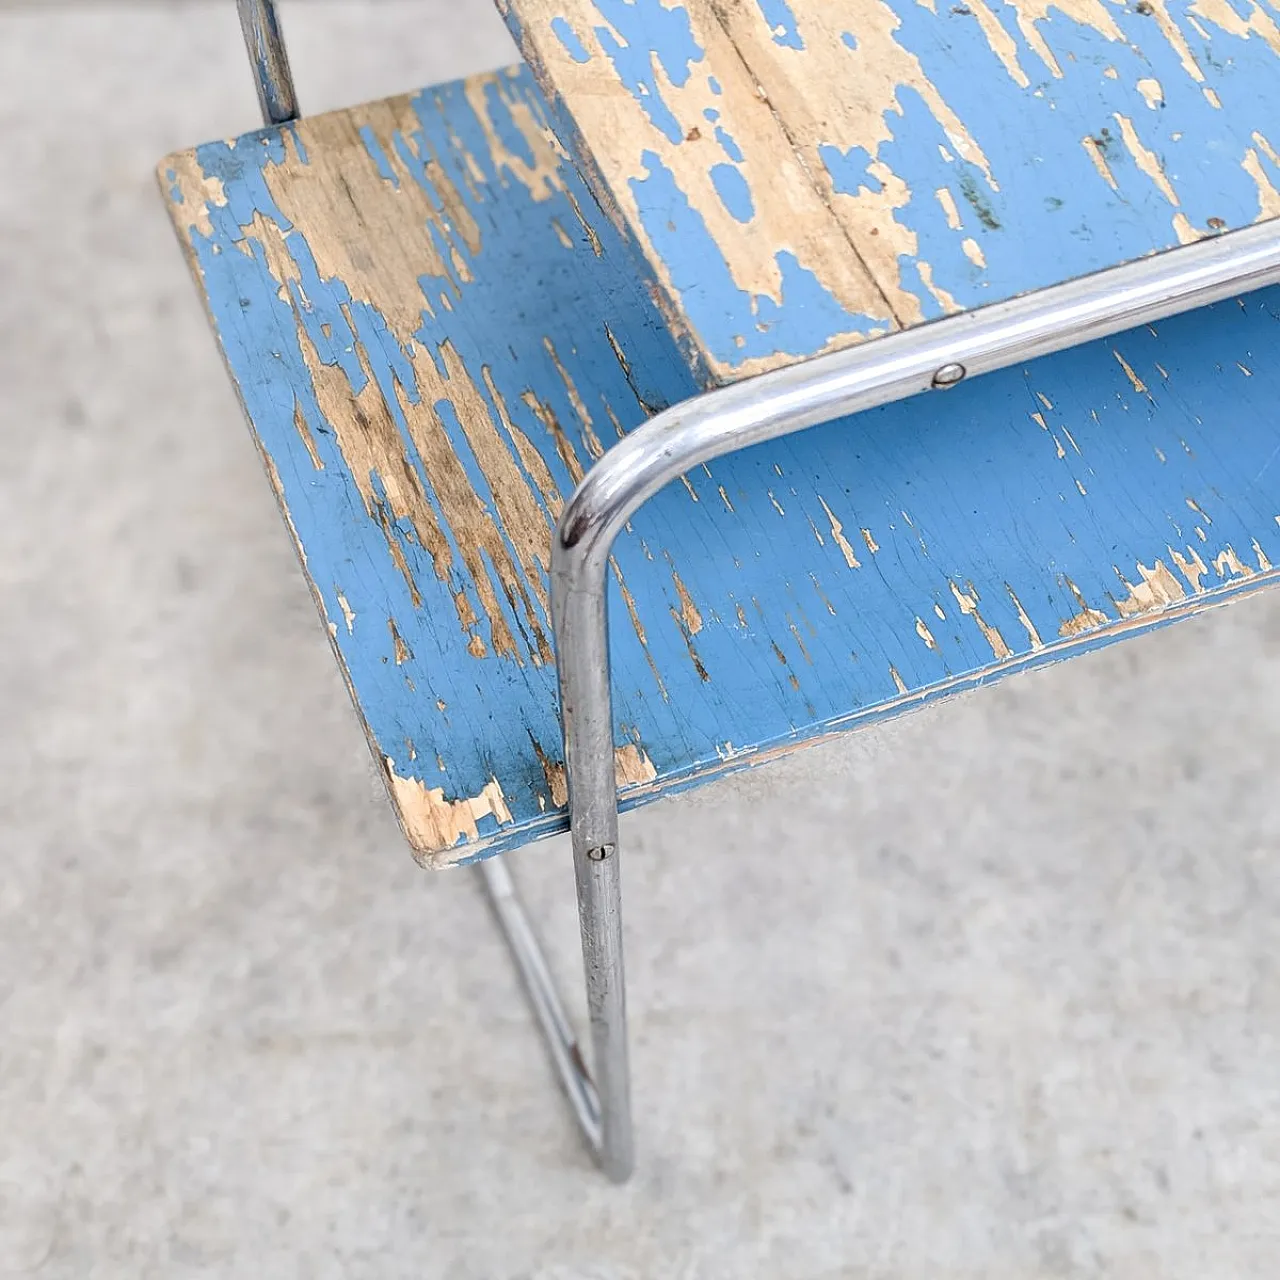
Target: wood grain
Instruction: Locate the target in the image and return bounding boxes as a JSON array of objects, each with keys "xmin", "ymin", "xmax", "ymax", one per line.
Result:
[
  {"xmin": 161, "ymin": 65, "xmax": 1280, "ymax": 866},
  {"xmin": 500, "ymin": 0, "xmax": 1280, "ymax": 383}
]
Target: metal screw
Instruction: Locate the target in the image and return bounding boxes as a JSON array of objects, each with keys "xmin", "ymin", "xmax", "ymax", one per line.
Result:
[
  {"xmin": 587, "ymin": 843, "xmax": 616, "ymax": 862},
  {"xmin": 932, "ymin": 362, "xmax": 966, "ymax": 389}
]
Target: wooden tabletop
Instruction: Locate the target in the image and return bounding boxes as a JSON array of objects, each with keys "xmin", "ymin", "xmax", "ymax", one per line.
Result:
[{"xmin": 499, "ymin": 0, "xmax": 1280, "ymax": 386}]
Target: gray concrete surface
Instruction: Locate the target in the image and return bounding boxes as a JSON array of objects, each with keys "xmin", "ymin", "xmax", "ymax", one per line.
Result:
[{"xmin": 3, "ymin": 4, "xmax": 1279, "ymax": 1276}]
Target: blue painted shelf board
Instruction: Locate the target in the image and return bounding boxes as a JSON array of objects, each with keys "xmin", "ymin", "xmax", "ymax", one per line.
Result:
[
  {"xmin": 499, "ymin": 0, "xmax": 1280, "ymax": 383},
  {"xmin": 160, "ymin": 65, "xmax": 1280, "ymax": 866}
]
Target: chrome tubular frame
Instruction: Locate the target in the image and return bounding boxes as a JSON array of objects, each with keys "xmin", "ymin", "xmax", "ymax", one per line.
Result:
[
  {"xmin": 232, "ymin": 8, "xmax": 1280, "ymax": 1184},
  {"xmin": 552, "ymin": 221, "xmax": 1280, "ymax": 1180},
  {"xmin": 238, "ymin": 0, "xmax": 300, "ymax": 126},
  {"xmin": 476, "ymin": 856, "xmax": 603, "ymax": 1148}
]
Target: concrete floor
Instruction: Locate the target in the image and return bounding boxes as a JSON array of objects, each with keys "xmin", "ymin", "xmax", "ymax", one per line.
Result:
[{"xmin": 3, "ymin": 3, "xmax": 1280, "ymax": 1275}]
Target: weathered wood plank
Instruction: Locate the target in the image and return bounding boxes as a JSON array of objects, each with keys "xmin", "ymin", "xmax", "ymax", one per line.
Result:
[
  {"xmin": 499, "ymin": 0, "xmax": 1280, "ymax": 383},
  {"xmin": 161, "ymin": 66, "xmax": 1280, "ymax": 867}
]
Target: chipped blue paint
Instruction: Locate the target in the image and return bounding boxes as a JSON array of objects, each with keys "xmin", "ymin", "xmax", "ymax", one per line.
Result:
[
  {"xmin": 819, "ymin": 142, "xmax": 879, "ymax": 195},
  {"xmin": 589, "ymin": 0, "xmax": 703, "ymax": 144},
  {"xmin": 163, "ymin": 64, "xmax": 1280, "ymax": 865},
  {"xmin": 709, "ymin": 162, "xmax": 754, "ymax": 223},
  {"xmin": 756, "ymin": 0, "xmax": 804, "ymax": 49},
  {"xmin": 628, "ymin": 149, "xmax": 883, "ymax": 364},
  {"xmin": 550, "ymin": 15, "xmax": 591, "ymax": 63},
  {"xmin": 357, "ymin": 126, "xmax": 399, "ymax": 188},
  {"xmin": 713, "ymin": 126, "xmax": 743, "ymax": 163},
  {"xmin": 479, "ymin": 78, "xmax": 537, "ymax": 172}
]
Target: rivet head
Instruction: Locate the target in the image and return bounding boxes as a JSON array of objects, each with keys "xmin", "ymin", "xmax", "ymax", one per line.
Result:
[{"xmin": 932, "ymin": 362, "xmax": 966, "ymax": 389}]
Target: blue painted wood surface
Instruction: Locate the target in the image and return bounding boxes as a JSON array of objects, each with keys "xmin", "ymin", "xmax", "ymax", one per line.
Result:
[
  {"xmin": 500, "ymin": 0, "xmax": 1280, "ymax": 383},
  {"xmin": 161, "ymin": 66, "xmax": 1280, "ymax": 866}
]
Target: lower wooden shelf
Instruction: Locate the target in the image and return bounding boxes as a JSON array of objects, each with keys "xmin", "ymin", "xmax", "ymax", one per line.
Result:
[{"xmin": 161, "ymin": 64, "xmax": 1280, "ymax": 866}]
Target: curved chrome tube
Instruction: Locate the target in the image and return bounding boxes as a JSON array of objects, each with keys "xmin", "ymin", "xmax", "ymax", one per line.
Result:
[{"xmin": 551, "ymin": 218, "xmax": 1280, "ymax": 1179}]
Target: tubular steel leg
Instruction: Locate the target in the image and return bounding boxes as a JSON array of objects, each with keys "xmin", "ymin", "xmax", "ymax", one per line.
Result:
[
  {"xmin": 476, "ymin": 855, "xmax": 601, "ymax": 1152},
  {"xmin": 477, "ymin": 850, "xmax": 632, "ymax": 1181},
  {"xmin": 571, "ymin": 840, "xmax": 633, "ymax": 1181},
  {"xmin": 237, "ymin": 0, "xmax": 299, "ymax": 125}
]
